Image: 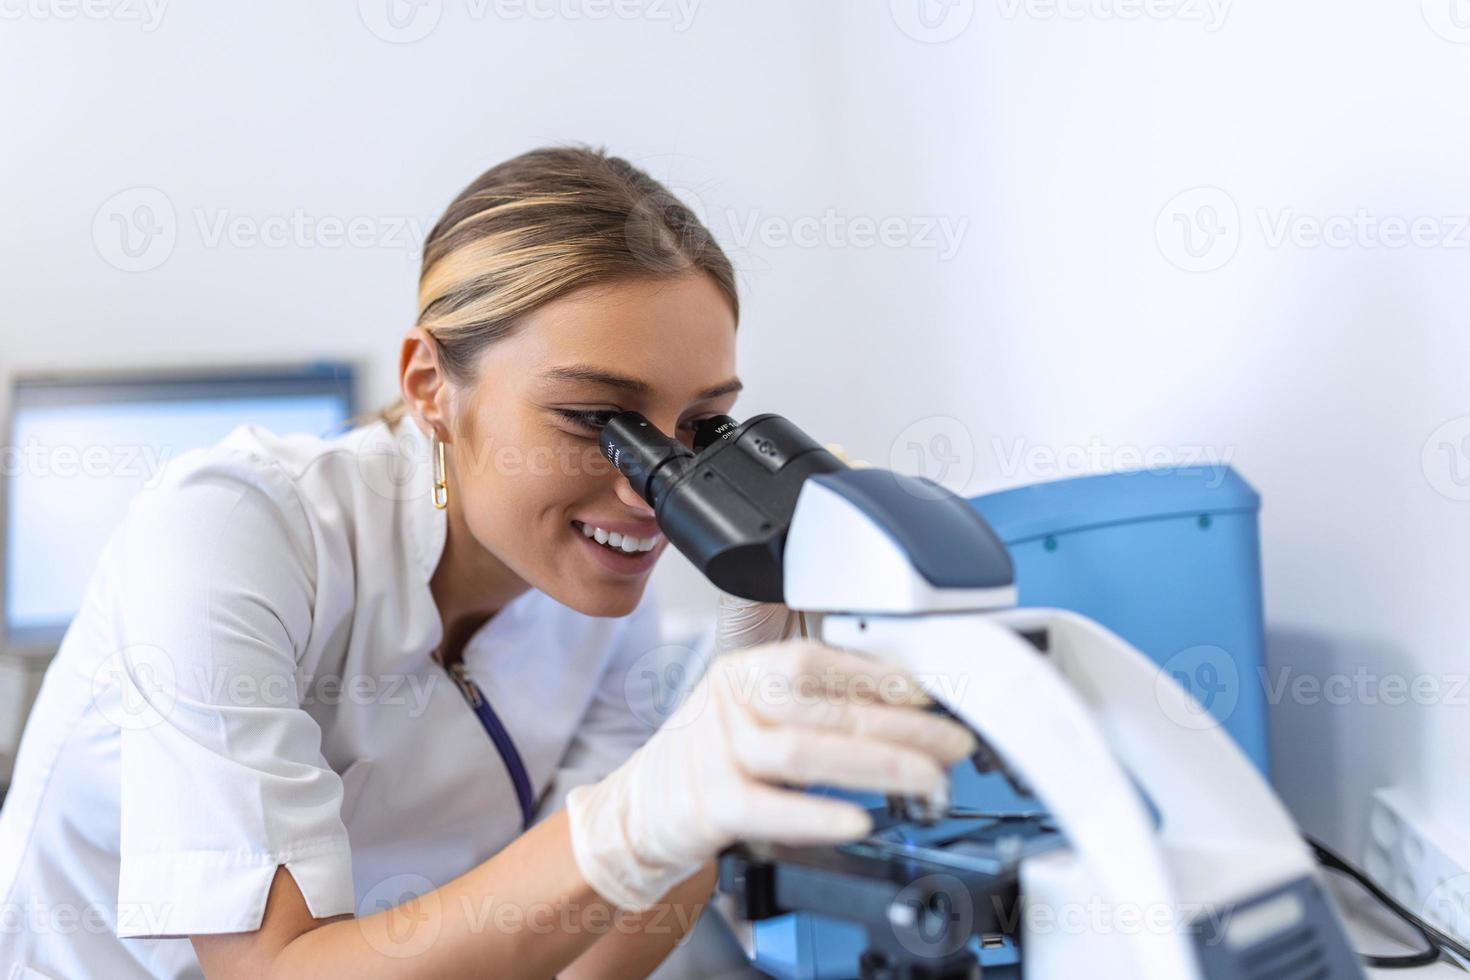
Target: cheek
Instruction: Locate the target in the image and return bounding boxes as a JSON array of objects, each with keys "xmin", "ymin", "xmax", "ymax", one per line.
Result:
[{"xmin": 453, "ymin": 429, "xmax": 607, "ymax": 535}]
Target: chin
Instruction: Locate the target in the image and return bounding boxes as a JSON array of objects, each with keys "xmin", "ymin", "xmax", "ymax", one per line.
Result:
[{"xmin": 554, "ymin": 580, "xmax": 647, "ymax": 618}]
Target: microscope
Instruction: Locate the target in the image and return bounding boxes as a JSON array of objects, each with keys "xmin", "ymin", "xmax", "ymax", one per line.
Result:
[{"xmin": 599, "ymin": 410, "xmax": 1365, "ymax": 980}]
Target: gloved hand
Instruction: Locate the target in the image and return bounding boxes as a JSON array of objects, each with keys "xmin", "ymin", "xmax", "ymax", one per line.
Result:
[
  {"xmin": 714, "ymin": 443, "xmax": 871, "ymax": 656},
  {"xmin": 564, "ymin": 639, "xmax": 976, "ymax": 911}
]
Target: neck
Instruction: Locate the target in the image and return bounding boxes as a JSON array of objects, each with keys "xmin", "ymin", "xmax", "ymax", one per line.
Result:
[{"xmin": 429, "ymin": 493, "xmax": 530, "ymax": 665}]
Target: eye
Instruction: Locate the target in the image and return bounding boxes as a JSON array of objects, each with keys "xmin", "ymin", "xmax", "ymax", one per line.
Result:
[{"xmin": 553, "ymin": 408, "xmax": 620, "ymax": 434}]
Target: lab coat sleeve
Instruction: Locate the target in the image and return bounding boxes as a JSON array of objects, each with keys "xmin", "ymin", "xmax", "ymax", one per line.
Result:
[
  {"xmin": 535, "ymin": 594, "xmax": 712, "ymax": 820},
  {"xmin": 110, "ymin": 449, "xmax": 354, "ymax": 937}
]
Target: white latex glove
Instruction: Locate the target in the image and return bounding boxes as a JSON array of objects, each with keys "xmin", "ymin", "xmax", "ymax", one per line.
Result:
[
  {"xmin": 564, "ymin": 639, "xmax": 977, "ymax": 911},
  {"xmin": 714, "ymin": 443, "xmax": 871, "ymax": 656}
]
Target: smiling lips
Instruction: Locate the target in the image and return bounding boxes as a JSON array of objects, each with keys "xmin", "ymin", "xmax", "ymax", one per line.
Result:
[{"xmin": 572, "ymin": 520, "xmax": 661, "ymax": 554}]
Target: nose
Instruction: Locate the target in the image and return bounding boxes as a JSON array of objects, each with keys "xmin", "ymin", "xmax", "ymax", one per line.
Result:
[{"xmin": 610, "ymin": 466, "xmax": 657, "ymax": 517}]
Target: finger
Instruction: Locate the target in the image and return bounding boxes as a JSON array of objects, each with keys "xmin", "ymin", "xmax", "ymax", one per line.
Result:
[
  {"xmin": 716, "ymin": 592, "xmax": 798, "ymax": 647},
  {"xmin": 723, "ymin": 782, "xmax": 874, "ymax": 846},
  {"xmin": 823, "ymin": 442, "xmax": 873, "ymax": 469},
  {"xmin": 746, "ymin": 697, "xmax": 977, "ymax": 764},
  {"xmin": 730, "ymin": 724, "xmax": 949, "ymax": 798},
  {"xmin": 734, "ymin": 640, "xmax": 935, "ymax": 707}
]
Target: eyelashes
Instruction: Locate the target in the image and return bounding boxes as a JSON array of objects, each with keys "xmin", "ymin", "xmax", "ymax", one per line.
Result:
[
  {"xmin": 552, "ymin": 408, "xmax": 711, "ymax": 439},
  {"xmin": 553, "ymin": 408, "xmax": 620, "ymax": 432}
]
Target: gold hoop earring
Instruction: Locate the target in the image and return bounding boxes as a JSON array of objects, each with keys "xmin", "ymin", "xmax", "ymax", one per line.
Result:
[{"xmin": 430, "ymin": 431, "xmax": 449, "ymax": 510}]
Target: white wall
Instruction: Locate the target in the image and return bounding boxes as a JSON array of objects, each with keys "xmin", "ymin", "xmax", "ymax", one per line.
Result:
[
  {"xmin": 3, "ymin": 0, "xmax": 1467, "ymax": 866},
  {"xmin": 804, "ymin": 0, "xmax": 1470, "ymax": 866}
]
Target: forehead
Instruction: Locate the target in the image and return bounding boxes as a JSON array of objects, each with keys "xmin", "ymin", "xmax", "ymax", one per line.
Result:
[{"xmin": 487, "ymin": 274, "xmax": 737, "ymax": 395}]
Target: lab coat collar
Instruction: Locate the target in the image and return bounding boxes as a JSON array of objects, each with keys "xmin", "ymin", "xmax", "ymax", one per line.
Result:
[{"xmin": 385, "ymin": 416, "xmax": 539, "ymax": 657}]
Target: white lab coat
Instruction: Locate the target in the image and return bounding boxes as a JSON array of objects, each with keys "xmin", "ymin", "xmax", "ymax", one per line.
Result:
[{"xmin": 0, "ymin": 417, "xmax": 683, "ymax": 980}]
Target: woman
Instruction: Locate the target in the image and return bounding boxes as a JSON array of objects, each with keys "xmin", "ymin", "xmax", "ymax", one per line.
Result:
[{"xmin": 0, "ymin": 146, "xmax": 975, "ymax": 979}]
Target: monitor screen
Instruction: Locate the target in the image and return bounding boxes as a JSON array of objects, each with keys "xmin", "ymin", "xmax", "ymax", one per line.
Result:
[{"xmin": 2, "ymin": 364, "xmax": 356, "ymax": 646}]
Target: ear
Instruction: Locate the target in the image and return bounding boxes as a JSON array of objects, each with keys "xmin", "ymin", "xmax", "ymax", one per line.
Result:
[{"xmin": 399, "ymin": 327, "xmax": 453, "ymax": 441}]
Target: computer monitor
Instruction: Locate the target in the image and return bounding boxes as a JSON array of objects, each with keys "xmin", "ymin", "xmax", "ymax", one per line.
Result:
[{"xmin": 1, "ymin": 363, "xmax": 357, "ymax": 648}]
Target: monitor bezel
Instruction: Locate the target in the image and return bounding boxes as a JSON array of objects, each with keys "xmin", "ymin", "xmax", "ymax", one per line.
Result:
[{"xmin": 0, "ymin": 361, "xmax": 359, "ymax": 651}]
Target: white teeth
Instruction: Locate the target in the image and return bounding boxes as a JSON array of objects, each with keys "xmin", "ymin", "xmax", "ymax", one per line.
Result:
[{"xmin": 577, "ymin": 522, "xmax": 660, "ymax": 555}]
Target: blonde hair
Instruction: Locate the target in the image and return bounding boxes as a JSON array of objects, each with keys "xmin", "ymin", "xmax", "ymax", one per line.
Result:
[{"xmin": 373, "ymin": 145, "xmax": 739, "ymax": 426}]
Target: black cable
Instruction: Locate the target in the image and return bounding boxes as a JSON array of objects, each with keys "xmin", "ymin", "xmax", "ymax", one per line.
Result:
[{"xmin": 1307, "ymin": 834, "xmax": 1470, "ymax": 971}]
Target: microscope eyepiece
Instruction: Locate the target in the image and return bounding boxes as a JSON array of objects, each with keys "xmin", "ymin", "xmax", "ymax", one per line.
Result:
[
  {"xmin": 598, "ymin": 411, "xmax": 696, "ymax": 508},
  {"xmin": 692, "ymin": 414, "xmax": 739, "ymax": 452}
]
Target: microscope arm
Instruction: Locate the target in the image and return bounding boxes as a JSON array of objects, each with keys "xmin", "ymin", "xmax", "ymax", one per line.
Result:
[{"xmin": 820, "ymin": 610, "xmax": 1204, "ymax": 980}]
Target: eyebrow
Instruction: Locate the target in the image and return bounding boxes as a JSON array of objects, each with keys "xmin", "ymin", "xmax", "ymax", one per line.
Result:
[{"xmin": 539, "ymin": 364, "xmax": 743, "ymax": 401}]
